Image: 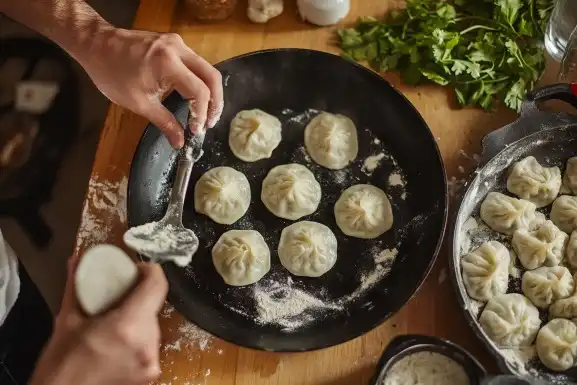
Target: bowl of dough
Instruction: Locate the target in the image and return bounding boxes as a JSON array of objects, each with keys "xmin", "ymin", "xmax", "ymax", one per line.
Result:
[{"xmin": 451, "ymin": 83, "xmax": 577, "ymax": 383}]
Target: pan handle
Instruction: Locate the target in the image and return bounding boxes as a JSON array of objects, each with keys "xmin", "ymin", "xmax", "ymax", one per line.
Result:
[{"xmin": 481, "ymin": 83, "xmax": 577, "ymax": 165}]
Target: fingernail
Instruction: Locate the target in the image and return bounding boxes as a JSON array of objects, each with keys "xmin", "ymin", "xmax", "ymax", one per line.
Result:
[{"xmin": 174, "ymin": 134, "xmax": 184, "ymax": 149}]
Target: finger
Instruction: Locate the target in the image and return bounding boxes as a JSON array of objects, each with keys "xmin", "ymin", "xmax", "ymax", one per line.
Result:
[
  {"xmin": 180, "ymin": 48, "xmax": 224, "ymax": 128},
  {"xmin": 119, "ymin": 263, "xmax": 168, "ymax": 317},
  {"xmin": 170, "ymin": 60, "xmax": 210, "ymax": 133},
  {"xmin": 142, "ymin": 102, "xmax": 185, "ymax": 148}
]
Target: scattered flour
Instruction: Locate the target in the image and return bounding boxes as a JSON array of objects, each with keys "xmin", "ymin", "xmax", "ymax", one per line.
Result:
[
  {"xmin": 498, "ymin": 346, "xmax": 536, "ymax": 376},
  {"xmin": 177, "ymin": 321, "xmax": 214, "ymax": 352},
  {"xmin": 362, "ymin": 153, "xmax": 385, "ymax": 175},
  {"xmin": 383, "ymin": 351, "xmax": 469, "ymax": 385},
  {"xmin": 75, "ymin": 175, "xmax": 127, "ymax": 254},
  {"xmin": 388, "ymin": 172, "xmax": 405, "ymax": 187},
  {"xmin": 253, "ymin": 281, "xmax": 343, "ymax": 331},
  {"xmin": 373, "ymin": 138, "xmax": 381, "ymax": 144},
  {"xmin": 458, "ymin": 165, "xmax": 465, "ymax": 173},
  {"xmin": 374, "ymin": 248, "xmax": 398, "ymax": 264},
  {"xmin": 287, "ymin": 108, "xmax": 319, "ymax": 124},
  {"xmin": 447, "ymin": 176, "xmax": 467, "ymax": 197}
]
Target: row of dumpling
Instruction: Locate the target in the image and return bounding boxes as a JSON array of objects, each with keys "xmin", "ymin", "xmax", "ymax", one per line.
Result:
[
  {"xmin": 460, "ymin": 156, "xmax": 577, "ymax": 372},
  {"xmin": 194, "ymin": 165, "xmax": 394, "ymax": 239},
  {"xmin": 228, "ymin": 109, "xmax": 359, "ymax": 170},
  {"xmin": 212, "ymin": 221, "xmax": 337, "ymax": 286}
]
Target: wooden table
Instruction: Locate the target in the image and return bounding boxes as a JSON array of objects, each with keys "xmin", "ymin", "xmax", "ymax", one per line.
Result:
[{"xmin": 72, "ymin": 1, "xmax": 562, "ymax": 384}]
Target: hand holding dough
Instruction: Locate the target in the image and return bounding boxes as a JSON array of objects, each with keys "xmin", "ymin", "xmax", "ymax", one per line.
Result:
[{"xmin": 75, "ymin": 244, "xmax": 139, "ymax": 316}]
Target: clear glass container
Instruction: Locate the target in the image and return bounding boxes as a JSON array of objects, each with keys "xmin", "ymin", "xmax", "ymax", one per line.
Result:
[
  {"xmin": 545, "ymin": 0, "xmax": 577, "ymax": 62},
  {"xmin": 559, "ymin": 25, "xmax": 577, "ymax": 81},
  {"xmin": 184, "ymin": 0, "xmax": 238, "ymax": 22}
]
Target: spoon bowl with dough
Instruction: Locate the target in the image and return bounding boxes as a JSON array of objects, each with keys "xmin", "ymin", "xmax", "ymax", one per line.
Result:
[{"xmin": 123, "ymin": 132, "xmax": 204, "ymax": 266}]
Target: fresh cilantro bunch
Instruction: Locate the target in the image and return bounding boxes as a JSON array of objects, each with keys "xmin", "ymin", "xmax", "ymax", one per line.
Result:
[{"xmin": 338, "ymin": 0, "xmax": 555, "ymax": 111}]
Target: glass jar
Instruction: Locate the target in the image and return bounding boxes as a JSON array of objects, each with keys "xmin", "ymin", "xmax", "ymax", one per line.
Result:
[{"xmin": 184, "ymin": 0, "xmax": 238, "ymax": 22}]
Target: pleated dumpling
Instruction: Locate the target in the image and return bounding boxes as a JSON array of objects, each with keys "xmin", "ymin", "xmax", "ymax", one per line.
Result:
[
  {"xmin": 278, "ymin": 221, "xmax": 338, "ymax": 277},
  {"xmin": 480, "ymin": 192, "xmax": 537, "ymax": 235},
  {"xmin": 536, "ymin": 319, "xmax": 577, "ymax": 371},
  {"xmin": 512, "ymin": 220, "xmax": 568, "ymax": 270},
  {"xmin": 212, "ymin": 230, "xmax": 270, "ymax": 286},
  {"xmin": 479, "ymin": 293, "xmax": 541, "ymax": 347},
  {"xmin": 228, "ymin": 109, "xmax": 282, "ymax": 162},
  {"xmin": 550, "ymin": 295, "xmax": 577, "ymax": 320},
  {"xmin": 334, "ymin": 184, "xmax": 393, "ymax": 239},
  {"xmin": 566, "ymin": 231, "xmax": 577, "ymax": 269},
  {"xmin": 563, "ymin": 157, "xmax": 577, "ymax": 195},
  {"xmin": 551, "ymin": 195, "xmax": 577, "ymax": 233},
  {"xmin": 521, "ymin": 266, "xmax": 575, "ymax": 309},
  {"xmin": 261, "ymin": 164, "xmax": 321, "ymax": 220},
  {"xmin": 507, "ymin": 156, "xmax": 561, "ymax": 207},
  {"xmin": 304, "ymin": 112, "xmax": 358, "ymax": 170},
  {"xmin": 194, "ymin": 167, "xmax": 251, "ymax": 225},
  {"xmin": 461, "ymin": 241, "xmax": 510, "ymax": 302}
]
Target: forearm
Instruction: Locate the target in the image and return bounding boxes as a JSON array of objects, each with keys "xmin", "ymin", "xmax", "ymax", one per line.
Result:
[{"xmin": 0, "ymin": 0, "xmax": 112, "ymax": 60}]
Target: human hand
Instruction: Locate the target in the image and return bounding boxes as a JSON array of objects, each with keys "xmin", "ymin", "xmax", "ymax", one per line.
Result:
[
  {"xmin": 77, "ymin": 27, "xmax": 223, "ymax": 148},
  {"xmin": 29, "ymin": 259, "xmax": 168, "ymax": 385}
]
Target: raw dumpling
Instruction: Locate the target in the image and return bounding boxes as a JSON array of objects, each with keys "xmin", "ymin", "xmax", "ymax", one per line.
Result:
[
  {"xmin": 521, "ymin": 266, "xmax": 574, "ymax": 309},
  {"xmin": 304, "ymin": 112, "xmax": 358, "ymax": 170},
  {"xmin": 566, "ymin": 231, "xmax": 577, "ymax": 269},
  {"xmin": 480, "ymin": 192, "xmax": 537, "ymax": 235},
  {"xmin": 479, "ymin": 293, "xmax": 541, "ymax": 347},
  {"xmin": 461, "ymin": 241, "xmax": 510, "ymax": 302},
  {"xmin": 563, "ymin": 157, "xmax": 577, "ymax": 195},
  {"xmin": 506, "ymin": 156, "xmax": 561, "ymax": 207},
  {"xmin": 334, "ymin": 184, "xmax": 393, "ymax": 239},
  {"xmin": 551, "ymin": 195, "xmax": 577, "ymax": 233},
  {"xmin": 512, "ymin": 220, "xmax": 568, "ymax": 270},
  {"xmin": 278, "ymin": 221, "xmax": 337, "ymax": 277},
  {"xmin": 550, "ymin": 295, "xmax": 577, "ymax": 320},
  {"xmin": 229, "ymin": 109, "xmax": 282, "ymax": 162},
  {"xmin": 261, "ymin": 163, "xmax": 321, "ymax": 220},
  {"xmin": 194, "ymin": 167, "xmax": 251, "ymax": 225},
  {"xmin": 212, "ymin": 230, "xmax": 270, "ymax": 286},
  {"xmin": 536, "ymin": 319, "xmax": 577, "ymax": 371}
]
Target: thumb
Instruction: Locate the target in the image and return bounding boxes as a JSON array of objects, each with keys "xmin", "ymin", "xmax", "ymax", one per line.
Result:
[
  {"xmin": 118, "ymin": 263, "xmax": 168, "ymax": 317},
  {"xmin": 142, "ymin": 102, "xmax": 185, "ymax": 149}
]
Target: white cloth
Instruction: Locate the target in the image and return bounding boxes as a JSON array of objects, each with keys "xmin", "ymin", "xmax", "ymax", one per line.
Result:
[{"xmin": 0, "ymin": 230, "xmax": 20, "ymax": 326}]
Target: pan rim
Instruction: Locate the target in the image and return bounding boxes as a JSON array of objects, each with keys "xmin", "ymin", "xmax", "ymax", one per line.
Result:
[{"xmin": 127, "ymin": 48, "xmax": 449, "ymax": 352}]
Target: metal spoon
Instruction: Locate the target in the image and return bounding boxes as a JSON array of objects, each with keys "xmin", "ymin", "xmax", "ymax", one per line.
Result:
[{"xmin": 123, "ymin": 131, "xmax": 204, "ymax": 266}]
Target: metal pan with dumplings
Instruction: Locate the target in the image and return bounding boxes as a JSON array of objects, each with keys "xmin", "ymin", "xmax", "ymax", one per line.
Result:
[
  {"xmin": 449, "ymin": 83, "xmax": 577, "ymax": 383},
  {"xmin": 127, "ymin": 49, "xmax": 448, "ymax": 351}
]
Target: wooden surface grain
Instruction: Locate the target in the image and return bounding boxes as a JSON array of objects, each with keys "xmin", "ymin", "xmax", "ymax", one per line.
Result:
[{"xmin": 73, "ymin": 1, "xmax": 562, "ymax": 384}]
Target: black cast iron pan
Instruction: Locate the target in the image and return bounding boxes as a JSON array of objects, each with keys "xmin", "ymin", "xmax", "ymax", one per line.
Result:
[
  {"xmin": 128, "ymin": 49, "xmax": 447, "ymax": 352},
  {"xmin": 450, "ymin": 83, "xmax": 577, "ymax": 383}
]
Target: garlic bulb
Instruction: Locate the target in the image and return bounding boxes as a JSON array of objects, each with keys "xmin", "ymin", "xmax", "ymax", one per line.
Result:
[
  {"xmin": 297, "ymin": 0, "xmax": 350, "ymax": 26},
  {"xmin": 247, "ymin": 0, "xmax": 284, "ymax": 23}
]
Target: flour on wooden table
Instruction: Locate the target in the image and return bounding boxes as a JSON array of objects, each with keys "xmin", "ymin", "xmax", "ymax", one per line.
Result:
[{"xmin": 75, "ymin": 174, "xmax": 127, "ymax": 254}]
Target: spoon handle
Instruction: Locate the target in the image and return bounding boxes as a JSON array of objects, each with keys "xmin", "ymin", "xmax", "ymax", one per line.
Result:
[{"xmin": 165, "ymin": 132, "xmax": 204, "ymax": 223}]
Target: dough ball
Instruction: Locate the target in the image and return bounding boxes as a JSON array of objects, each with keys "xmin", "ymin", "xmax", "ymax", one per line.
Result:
[
  {"xmin": 479, "ymin": 293, "xmax": 541, "ymax": 347},
  {"xmin": 75, "ymin": 244, "xmax": 139, "ymax": 316},
  {"xmin": 551, "ymin": 195, "xmax": 577, "ymax": 233},
  {"xmin": 507, "ymin": 156, "xmax": 561, "ymax": 207},
  {"xmin": 536, "ymin": 318, "xmax": 577, "ymax": 371},
  {"xmin": 480, "ymin": 192, "xmax": 537, "ymax": 235},
  {"xmin": 278, "ymin": 221, "xmax": 337, "ymax": 277},
  {"xmin": 261, "ymin": 163, "xmax": 321, "ymax": 220},
  {"xmin": 247, "ymin": 0, "xmax": 284, "ymax": 23},
  {"xmin": 461, "ymin": 241, "xmax": 510, "ymax": 302},
  {"xmin": 304, "ymin": 112, "xmax": 358, "ymax": 170},
  {"xmin": 334, "ymin": 184, "xmax": 393, "ymax": 239},
  {"xmin": 521, "ymin": 266, "xmax": 574, "ymax": 309},
  {"xmin": 229, "ymin": 109, "xmax": 282, "ymax": 162},
  {"xmin": 512, "ymin": 220, "xmax": 568, "ymax": 270},
  {"xmin": 194, "ymin": 166, "xmax": 251, "ymax": 225},
  {"xmin": 212, "ymin": 230, "xmax": 270, "ymax": 286}
]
